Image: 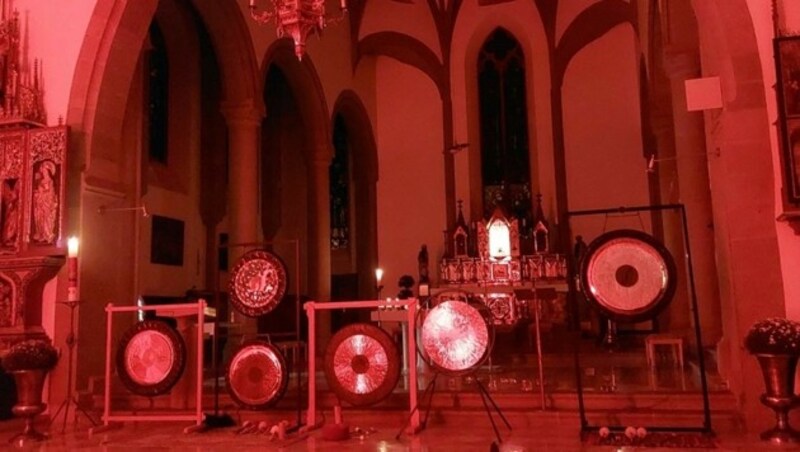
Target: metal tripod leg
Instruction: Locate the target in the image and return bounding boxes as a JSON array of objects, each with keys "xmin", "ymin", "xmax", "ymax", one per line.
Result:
[{"xmin": 475, "ymin": 379, "xmax": 512, "ymax": 444}]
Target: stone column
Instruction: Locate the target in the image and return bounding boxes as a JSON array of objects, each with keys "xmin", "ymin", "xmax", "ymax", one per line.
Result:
[
  {"xmin": 222, "ymin": 101, "xmax": 264, "ymax": 332},
  {"xmin": 308, "ymin": 154, "xmax": 332, "ymax": 350},
  {"xmin": 663, "ymin": 51, "xmax": 722, "ymax": 346}
]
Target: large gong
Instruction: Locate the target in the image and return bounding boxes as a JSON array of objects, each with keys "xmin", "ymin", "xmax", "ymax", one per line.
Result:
[
  {"xmin": 580, "ymin": 229, "xmax": 677, "ymax": 322},
  {"xmin": 418, "ymin": 297, "xmax": 494, "ymax": 376},
  {"xmin": 229, "ymin": 249, "xmax": 288, "ymax": 317},
  {"xmin": 226, "ymin": 341, "xmax": 288, "ymax": 410},
  {"xmin": 116, "ymin": 320, "xmax": 186, "ymax": 397},
  {"xmin": 323, "ymin": 323, "xmax": 401, "ymax": 407}
]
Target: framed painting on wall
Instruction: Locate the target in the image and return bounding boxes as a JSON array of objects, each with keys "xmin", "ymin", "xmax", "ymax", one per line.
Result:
[{"xmin": 774, "ymin": 35, "xmax": 800, "ymax": 204}]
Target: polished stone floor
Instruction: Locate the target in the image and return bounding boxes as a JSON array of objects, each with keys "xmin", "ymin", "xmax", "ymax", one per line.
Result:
[{"xmin": 0, "ymin": 409, "xmax": 794, "ymax": 451}]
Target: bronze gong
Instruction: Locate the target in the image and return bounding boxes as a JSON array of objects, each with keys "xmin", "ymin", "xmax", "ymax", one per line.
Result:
[
  {"xmin": 580, "ymin": 229, "xmax": 677, "ymax": 322},
  {"xmin": 116, "ymin": 320, "xmax": 186, "ymax": 397},
  {"xmin": 229, "ymin": 249, "xmax": 288, "ymax": 317},
  {"xmin": 324, "ymin": 323, "xmax": 401, "ymax": 407},
  {"xmin": 226, "ymin": 341, "xmax": 288, "ymax": 410},
  {"xmin": 418, "ymin": 297, "xmax": 494, "ymax": 375}
]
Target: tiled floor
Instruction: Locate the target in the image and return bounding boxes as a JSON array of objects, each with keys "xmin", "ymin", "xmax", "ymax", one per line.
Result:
[{"xmin": 0, "ymin": 409, "xmax": 789, "ymax": 451}]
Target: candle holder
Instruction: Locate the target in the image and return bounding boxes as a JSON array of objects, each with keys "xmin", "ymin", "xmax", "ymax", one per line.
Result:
[{"xmin": 49, "ymin": 298, "xmax": 98, "ymax": 432}]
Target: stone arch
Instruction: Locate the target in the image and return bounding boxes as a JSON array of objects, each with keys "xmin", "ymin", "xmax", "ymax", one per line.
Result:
[
  {"xmin": 261, "ymin": 40, "xmax": 332, "ymax": 162},
  {"xmin": 67, "ymin": 0, "xmax": 260, "ymax": 173},
  {"xmin": 65, "ymin": 0, "xmax": 260, "ymax": 385},
  {"xmin": 331, "ymin": 90, "xmax": 379, "ymax": 300},
  {"xmin": 261, "ymin": 39, "xmax": 332, "ymax": 348}
]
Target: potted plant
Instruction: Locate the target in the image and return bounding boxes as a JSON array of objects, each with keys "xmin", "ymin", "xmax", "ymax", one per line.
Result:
[
  {"xmin": 1, "ymin": 338, "xmax": 59, "ymax": 445},
  {"xmin": 745, "ymin": 318, "xmax": 800, "ymax": 443}
]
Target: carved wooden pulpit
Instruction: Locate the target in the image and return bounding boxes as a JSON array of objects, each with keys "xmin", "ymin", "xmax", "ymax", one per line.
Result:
[{"xmin": 0, "ymin": 5, "xmax": 68, "ymax": 351}]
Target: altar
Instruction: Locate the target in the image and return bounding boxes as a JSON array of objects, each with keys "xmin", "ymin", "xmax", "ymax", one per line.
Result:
[{"xmin": 433, "ymin": 201, "xmax": 569, "ymax": 332}]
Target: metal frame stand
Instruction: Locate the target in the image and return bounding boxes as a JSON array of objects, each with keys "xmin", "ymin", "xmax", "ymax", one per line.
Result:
[
  {"xmin": 48, "ymin": 299, "xmax": 99, "ymax": 433},
  {"xmin": 304, "ymin": 299, "xmax": 419, "ymax": 431},
  {"xmin": 566, "ymin": 203, "xmax": 713, "ymax": 437},
  {"xmin": 89, "ymin": 300, "xmax": 206, "ymax": 436}
]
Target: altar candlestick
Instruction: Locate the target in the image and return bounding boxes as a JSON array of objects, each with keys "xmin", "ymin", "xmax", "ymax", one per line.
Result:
[{"xmin": 67, "ymin": 237, "xmax": 79, "ymax": 301}]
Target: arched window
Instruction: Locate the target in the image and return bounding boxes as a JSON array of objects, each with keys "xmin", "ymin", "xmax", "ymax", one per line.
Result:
[
  {"xmin": 147, "ymin": 22, "xmax": 169, "ymax": 164},
  {"xmin": 330, "ymin": 115, "xmax": 350, "ymax": 249},
  {"xmin": 478, "ymin": 28, "xmax": 531, "ymax": 225}
]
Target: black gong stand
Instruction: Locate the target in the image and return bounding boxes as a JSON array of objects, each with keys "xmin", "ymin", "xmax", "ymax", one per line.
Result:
[
  {"xmin": 202, "ymin": 239, "xmax": 304, "ymax": 432},
  {"xmin": 565, "ymin": 203, "xmax": 712, "ymax": 437},
  {"xmin": 395, "ymin": 298, "xmax": 512, "ymax": 446}
]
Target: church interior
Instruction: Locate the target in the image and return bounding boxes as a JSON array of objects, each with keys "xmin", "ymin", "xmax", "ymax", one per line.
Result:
[{"xmin": 1, "ymin": 0, "xmax": 800, "ymax": 449}]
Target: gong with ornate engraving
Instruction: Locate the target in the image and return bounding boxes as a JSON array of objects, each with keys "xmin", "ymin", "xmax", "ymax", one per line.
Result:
[
  {"xmin": 229, "ymin": 249, "xmax": 288, "ymax": 317},
  {"xmin": 580, "ymin": 229, "xmax": 677, "ymax": 322},
  {"xmin": 226, "ymin": 341, "xmax": 288, "ymax": 410},
  {"xmin": 116, "ymin": 320, "xmax": 186, "ymax": 397},
  {"xmin": 324, "ymin": 323, "xmax": 401, "ymax": 407},
  {"xmin": 418, "ymin": 298, "xmax": 494, "ymax": 376}
]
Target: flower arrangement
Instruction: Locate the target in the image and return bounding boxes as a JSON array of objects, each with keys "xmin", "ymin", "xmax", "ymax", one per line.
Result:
[
  {"xmin": 745, "ymin": 318, "xmax": 800, "ymax": 355},
  {"xmin": 1, "ymin": 339, "xmax": 59, "ymax": 372}
]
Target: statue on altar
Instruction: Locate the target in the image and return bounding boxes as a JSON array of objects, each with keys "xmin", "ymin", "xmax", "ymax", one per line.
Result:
[{"xmin": 418, "ymin": 244, "xmax": 429, "ymax": 284}]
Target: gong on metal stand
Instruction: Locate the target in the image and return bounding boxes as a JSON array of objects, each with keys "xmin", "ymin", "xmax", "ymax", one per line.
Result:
[
  {"xmin": 396, "ymin": 294, "xmax": 512, "ymax": 447},
  {"xmin": 323, "ymin": 323, "xmax": 401, "ymax": 407},
  {"xmin": 204, "ymin": 242, "xmax": 300, "ymax": 431},
  {"xmin": 567, "ymin": 204, "xmax": 713, "ymax": 437}
]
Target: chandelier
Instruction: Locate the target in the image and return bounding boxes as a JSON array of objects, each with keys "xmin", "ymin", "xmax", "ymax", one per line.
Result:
[{"xmin": 249, "ymin": 0, "xmax": 347, "ymax": 61}]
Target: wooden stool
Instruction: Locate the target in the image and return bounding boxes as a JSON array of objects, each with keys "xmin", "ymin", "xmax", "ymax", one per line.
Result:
[{"xmin": 645, "ymin": 334, "xmax": 684, "ymax": 369}]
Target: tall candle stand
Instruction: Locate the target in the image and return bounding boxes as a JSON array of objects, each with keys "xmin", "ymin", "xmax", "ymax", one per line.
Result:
[
  {"xmin": 49, "ymin": 298, "xmax": 98, "ymax": 432},
  {"xmin": 49, "ymin": 238, "xmax": 97, "ymax": 432}
]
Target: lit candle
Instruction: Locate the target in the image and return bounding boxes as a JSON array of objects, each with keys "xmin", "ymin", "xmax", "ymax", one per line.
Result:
[
  {"xmin": 375, "ymin": 268, "xmax": 383, "ymax": 287},
  {"xmin": 67, "ymin": 237, "xmax": 79, "ymax": 301},
  {"xmin": 340, "ymin": 0, "xmax": 347, "ymax": 10},
  {"xmin": 249, "ymin": 0, "xmax": 255, "ymax": 8}
]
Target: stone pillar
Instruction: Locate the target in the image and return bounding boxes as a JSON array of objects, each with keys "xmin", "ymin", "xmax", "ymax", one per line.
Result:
[
  {"xmin": 663, "ymin": 51, "xmax": 723, "ymax": 346},
  {"xmin": 308, "ymin": 154, "xmax": 332, "ymax": 350},
  {"xmin": 222, "ymin": 101, "xmax": 264, "ymax": 332}
]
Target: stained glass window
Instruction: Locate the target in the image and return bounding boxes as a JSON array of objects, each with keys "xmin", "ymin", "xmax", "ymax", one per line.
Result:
[
  {"xmin": 330, "ymin": 115, "xmax": 350, "ymax": 249},
  {"xmin": 478, "ymin": 28, "xmax": 532, "ymax": 225}
]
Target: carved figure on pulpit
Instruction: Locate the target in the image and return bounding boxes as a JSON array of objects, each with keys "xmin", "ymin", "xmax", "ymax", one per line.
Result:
[
  {"xmin": 31, "ymin": 160, "xmax": 58, "ymax": 243},
  {"xmin": 1, "ymin": 179, "xmax": 19, "ymax": 246},
  {"xmin": 0, "ymin": 278, "xmax": 12, "ymax": 327}
]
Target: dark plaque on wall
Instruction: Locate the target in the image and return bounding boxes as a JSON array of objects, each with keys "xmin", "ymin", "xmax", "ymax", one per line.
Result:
[{"xmin": 150, "ymin": 215, "xmax": 184, "ymax": 266}]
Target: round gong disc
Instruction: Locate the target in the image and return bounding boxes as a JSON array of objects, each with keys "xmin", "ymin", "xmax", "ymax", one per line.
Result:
[
  {"xmin": 419, "ymin": 299, "xmax": 494, "ymax": 376},
  {"xmin": 226, "ymin": 341, "xmax": 288, "ymax": 410},
  {"xmin": 324, "ymin": 323, "xmax": 400, "ymax": 407},
  {"xmin": 580, "ymin": 229, "xmax": 677, "ymax": 322},
  {"xmin": 116, "ymin": 320, "xmax": 186, "ymax": 397},
  {"xmin": 229, "ymin": 249, "xmax": 288, "ymax": 317}
]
